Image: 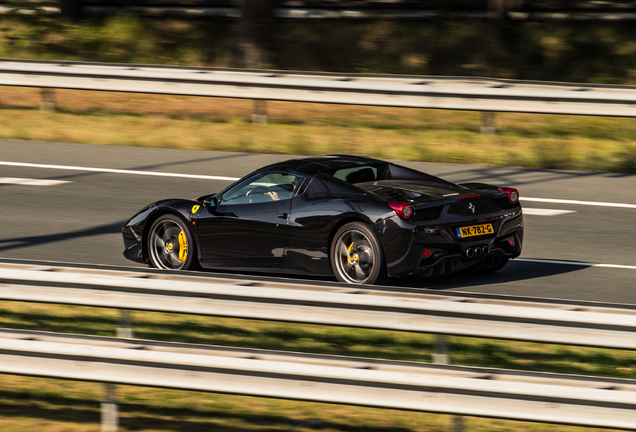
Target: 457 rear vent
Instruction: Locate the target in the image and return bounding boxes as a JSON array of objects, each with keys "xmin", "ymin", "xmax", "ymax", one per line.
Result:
[
  {"xmin": 448, "ymin": 199, "xmax": 499, "ymax": 216},
  {"xmin": 413, "ymin": 206, "xmax": 443, "ymax": 221}
]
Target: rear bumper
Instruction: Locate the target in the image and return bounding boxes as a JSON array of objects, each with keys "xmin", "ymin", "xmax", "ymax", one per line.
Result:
[
  {"xmin": 409, "ymin": 240, "xmax": 520, "ymax": 277},
  {"xmin": 383, "ymin": 210, "xmax": 524, "ymax": 277}
]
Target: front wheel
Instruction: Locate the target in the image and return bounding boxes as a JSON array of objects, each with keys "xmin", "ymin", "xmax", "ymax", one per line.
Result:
[
  {"xmin": 147, "ymin": 214, "xmax": 197, "ymax": 270},
  {"xmin": 330, "ymin": 222, "xmax": 386, "ymax": 285}
]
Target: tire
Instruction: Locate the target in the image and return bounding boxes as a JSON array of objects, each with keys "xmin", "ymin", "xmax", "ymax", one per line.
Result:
[
  {"xmin": 330, "ymin": 222, "xmax": 386, "ymax": 285},
  {"xmin": 147, "ymin": 214, "xmax": 197, "ymax": 270}
]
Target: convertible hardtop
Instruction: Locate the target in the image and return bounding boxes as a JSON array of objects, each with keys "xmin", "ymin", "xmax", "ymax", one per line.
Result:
[{"xmin": 276, "ymin": 155, "xmax": 455, "ymax": 185}]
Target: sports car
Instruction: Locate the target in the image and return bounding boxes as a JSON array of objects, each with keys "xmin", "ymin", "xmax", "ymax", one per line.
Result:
[{"xmin": 122, "ymin": 155, "xmax": 523, "ymax": 284}]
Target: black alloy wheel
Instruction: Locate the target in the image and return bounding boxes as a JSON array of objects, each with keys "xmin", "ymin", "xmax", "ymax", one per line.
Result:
[
  {"xmin": 330, "ymin": 222, "xmax": 386, "ymax": 285},
  {"xmin": 148, "ymin": 214, "xmax": 197, "ymax": 270}
]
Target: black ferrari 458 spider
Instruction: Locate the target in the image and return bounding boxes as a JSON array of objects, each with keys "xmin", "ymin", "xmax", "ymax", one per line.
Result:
[{"xmin": 122, "ymin": 155, "xmax": 523, "ymax": 284}]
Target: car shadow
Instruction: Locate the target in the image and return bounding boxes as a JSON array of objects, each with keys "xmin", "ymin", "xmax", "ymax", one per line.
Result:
[
  {"xmin": 0, "ymin": 221, "xmax": 125, "ymax": 252},
  {"xmin": 393, "ymin": 259, "xmax": 586, "ymax": 290},
  {"xmin": 427, "ymin": 165, "xmax": 636, "ymax": 189},
  {"xmin": 189, "ymin": 258, "xmax": 587, "ymax": 295}
]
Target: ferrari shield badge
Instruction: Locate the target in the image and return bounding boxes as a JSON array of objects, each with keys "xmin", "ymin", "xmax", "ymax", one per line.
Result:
[{"xmin": 192, "ymin": 205, "xmax": 200, "ymax": 214}]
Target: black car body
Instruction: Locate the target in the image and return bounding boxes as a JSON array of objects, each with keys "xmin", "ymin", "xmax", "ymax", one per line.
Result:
[{"xmin": 122, "ymin": 155, "xmax": 523, "ymax": 284}]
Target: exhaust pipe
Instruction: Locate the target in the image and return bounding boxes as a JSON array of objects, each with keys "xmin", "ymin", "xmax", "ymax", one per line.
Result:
[
  {"xmin": 445, "ymin": 260, "xmax": 455, "ymax": 274},
  {"xmin": 466, "ymin": 246, "xmax": 490, "ymax": 259},
  {"xmin": 433, "ymin": 262, "xmax": 446, "ymax": 276}
]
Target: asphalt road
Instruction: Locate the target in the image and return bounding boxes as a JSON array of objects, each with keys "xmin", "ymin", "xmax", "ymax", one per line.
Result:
[{"xmin": 2, "ymin": 139, "xmax": 635, "ymax": 304}]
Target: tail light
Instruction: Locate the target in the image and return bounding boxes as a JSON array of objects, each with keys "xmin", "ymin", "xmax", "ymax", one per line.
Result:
[
  {"xmin": 498, "ymin": 187, "xmax": 519, "ymax": 205},
  {"xmin": 389, "ymin": 202, "xmax": 414, "ymax": 220}
]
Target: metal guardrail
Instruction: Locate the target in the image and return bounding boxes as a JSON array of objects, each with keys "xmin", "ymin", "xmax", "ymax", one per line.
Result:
[
  {"xmin": 2, "ymin": 59, "xmax": 636, "ymax": 117},
  {"xmin": 1, "ymin": 263, "xmax": 636, "ymax": 350},
  {"xmin": 2, "ymin": 328, "xmax": 636, "ymax": 430},
  {"xmin": 6, "ymin": 0, "xmax": 636, "ymax": 20}
]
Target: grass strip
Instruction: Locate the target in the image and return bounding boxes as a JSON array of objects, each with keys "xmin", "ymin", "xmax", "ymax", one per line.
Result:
[{"xmin": 2, "ymin": 87, "xmax": 636, "ymax": 173}]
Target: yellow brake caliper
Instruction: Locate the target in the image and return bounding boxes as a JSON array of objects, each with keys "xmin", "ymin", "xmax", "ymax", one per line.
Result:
[
  {"xmin": 347, "ymin": 242, "xmax": 354, "ymax": 268},
  {"xmin": 178, "ymin": 230, "xmax": 188, "ymax": 262}
]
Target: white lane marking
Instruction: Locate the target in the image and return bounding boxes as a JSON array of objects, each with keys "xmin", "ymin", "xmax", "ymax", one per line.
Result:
[
  {"xmin": 523, "ymin": 197, "xmax": 636, "ymax": 209},
  {"xmin": 2, "ymin": 160, "xmax": 636, "ymax": 210},
  {"xmin": 522, "ymin": 208, "xmax": 575, "ymax": 216},
  {"xmin": 0, "ymin": 177, "xmax": 71, "ymax": 186},
  {"xmin": 0, "ymin": 161, "xmax": 240, "ymax": 182},
  {"xmin": 516, "ymin": 258, "xmax": 636, "ymax": 270}
]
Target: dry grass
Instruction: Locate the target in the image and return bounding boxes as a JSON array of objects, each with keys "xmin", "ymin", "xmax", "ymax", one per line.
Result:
[
  {"xmin": 2, "ymin": 87, "xmax": 636, "ymax": 172},
  {"xmin": 1, "ymin": 375, "xmax": 611, "ymax": 432}
]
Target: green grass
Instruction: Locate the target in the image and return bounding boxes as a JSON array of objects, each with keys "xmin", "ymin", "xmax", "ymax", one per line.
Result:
[{"xmin": 3, "ymin": 375, "xmax": 608, "ymax": 432}]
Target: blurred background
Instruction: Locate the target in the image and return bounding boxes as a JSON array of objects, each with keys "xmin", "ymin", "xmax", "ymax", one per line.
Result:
[
  {"xmin": 3, "ymin": 0, "xmax": 636, "ymax": 172},
  {"xmin": 6, "ymin": 0, "xmax": 636, "ymax": 80}
]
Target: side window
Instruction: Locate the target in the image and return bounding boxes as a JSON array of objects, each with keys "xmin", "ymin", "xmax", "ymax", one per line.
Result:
[
  {"xmin": 221, "ymin": 172, "xmax": 304, "ymax": 205},
  {"xmin": 332, "ymin": 166, "xmax": 378, "ymax": 184}
]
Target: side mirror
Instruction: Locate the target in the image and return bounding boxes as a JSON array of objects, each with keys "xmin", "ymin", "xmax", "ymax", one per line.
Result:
[{"xmin": 203, "ymin": 196, "xmax": 217, "ymax": 208}]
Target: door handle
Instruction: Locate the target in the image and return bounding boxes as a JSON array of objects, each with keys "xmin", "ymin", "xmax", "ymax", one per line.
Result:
[{"xmin": 277, "ymin": 212, "xmax": 288, "ymax": 219}]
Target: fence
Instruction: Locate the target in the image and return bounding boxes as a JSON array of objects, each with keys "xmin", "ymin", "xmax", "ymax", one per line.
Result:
[
  {"xmin": 1, "ymin": 328, "xmax": 635, "ymax": 431},
  {"xmin": 3, "ymin": 58, "xmax": 636, "ymax": 128},
  {"xmin": 2, "ymin": 262, "xmax": 636, "ymax": 351},
  {"xmin": 8, "ymin": 0, "xmax": 636, "ymax": 20},
  {"xmin": 2, "ymin": 262, "xmax": 636, "ymax": 430}
]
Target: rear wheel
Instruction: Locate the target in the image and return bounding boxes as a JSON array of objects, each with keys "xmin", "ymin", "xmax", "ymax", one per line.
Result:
[
  {"xmin": 147, "ymin": 214, "xmax": 197, "ymax": 270},
  {"xmin": 330, "ymin": 222, "xmax": 385, "ymax": 285}
]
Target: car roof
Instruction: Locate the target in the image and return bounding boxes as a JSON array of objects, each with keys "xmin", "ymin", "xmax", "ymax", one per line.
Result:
[{"xmin": 262, "ymin": 155, "xmax": 386, "ymax": 176}]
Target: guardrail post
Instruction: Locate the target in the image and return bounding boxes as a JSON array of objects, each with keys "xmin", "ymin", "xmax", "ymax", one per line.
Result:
[
  {"xmin": 433, "ymin": 335, "xmax": 466, "ymax": 432},
  {"xmin": 481, "ymin": 111, "xmax": 496, "ymax": 135},
  {"xmin": 451, "ymin": 415, "xmax": 466, "ymax": 432},
  {"xmin": 101, "ymin": 383, "xmax": 118, "ymax": 432},
  {"xmin": 61, "ymin": 0, "xmax": 84, "ymax": 20},
  {"xmin": 117, "ymin": 310, "xmax": 133, "ymax": 338},
  {"xmin": 489, "ymin": 0, "xmax": 508, "ymax": 20},
  {"xmin": 433, "ymin": 334, "xmax": 449, "ymax": 364},
  {"xmin": 252, "ymin": 100, "xmax": 268, "ymax": 125},
  {"xmin": 40, "ymin": 88, "xmax": 56, "ymax": 112}
]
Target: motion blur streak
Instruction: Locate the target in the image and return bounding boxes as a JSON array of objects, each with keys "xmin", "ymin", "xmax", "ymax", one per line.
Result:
[
  {"xmin": 0, "ymin": 161, "xmax": 240, "ymax": 181},
  {"xmin": 523, "ymin": 197, "xmax": 636, "ymax": 209},
  {"xmin": 522, "ymin": 209, "xmax": 574, "ymax": 216},
  {"xmin": 0, "ymin": 177, "xmax": 70, "ymax": 186},
  {"xmin": 516, "ymin": 258, "xmax": 636, "ymax": 270}
]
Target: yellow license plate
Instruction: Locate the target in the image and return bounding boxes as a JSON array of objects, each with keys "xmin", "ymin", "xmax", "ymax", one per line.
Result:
[{"xmin": 456, "ymin": 223, "xmax": 494, "ymax": 238}]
